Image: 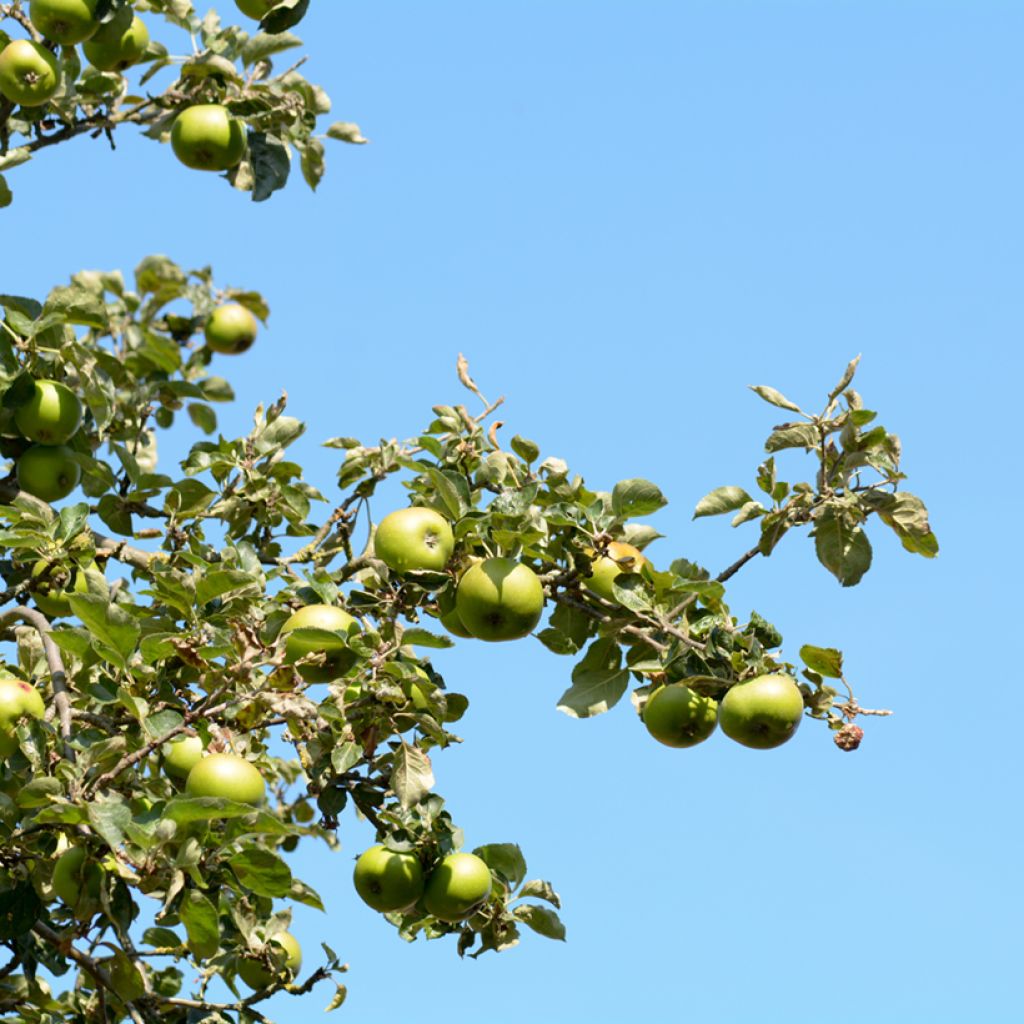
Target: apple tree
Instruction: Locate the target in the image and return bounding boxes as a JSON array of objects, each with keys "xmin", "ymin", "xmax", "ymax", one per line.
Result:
[{"xmin": 0, "ymin": 3, "xmax": 941, "ymax": 1023}]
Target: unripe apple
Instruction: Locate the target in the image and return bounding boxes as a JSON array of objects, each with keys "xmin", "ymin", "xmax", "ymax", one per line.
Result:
[
  {"xmin": 16, "ymin": 444, "xmax": 81, "ymax": 503},
  {"xmin": 719, "ymin": 673, "xmax": 804, "ymax": 749},
  {"xmin": 171, "ymin": 104, "xmax": 247, "ymax": 172},
  {"xmin": 235, "ymin": 0, "xmax": 278, "ymax": 18},
  {"xmin": 0, "ymin": 39, "xmax": 60, "ymax": 107},
  {"xmin": 455, "ymin": 558, "xmax": 544, "ymax": 641},
  {"xmin": 237, "ymin": 931, "xmax": 302, "ymax": 990},
  {"xmin": 585, "ymin": 541, "xmax": 648, "ymax": 602},
  {"xmin": 424, "ymin": 852, "xmax": 492, "ymax": 922},
  {"xmin": 185, "ymin": 752, "xmax": 265, "ymax": 806},
  {"xmin": 83, "ymin": 14, "xmax": 149, "ymax": 71},
  {"xmin": 161, "ymin": 735, "xmax": 204, "ymax": 779},
  {"xmin": 374, "ymin": 507, "xmax": 455, "ymax": 573},
  {"xmin": 29, "ymin": 0, "xmax": 102, "ymax": 45},
  {"xmin": 643, "ymin": 683, "xmax": 718, "ymax": 748},
  {"xmin": 282, "ymin": 604, "xmax": 358, "ymax": 682},
  {"xmin": 205, "ymin": 303, "xmax": 258, "ymax": 354},
  {"xmin": 0, "ymin": 673, "xmax": 45, "ymax": 757},
  {"xmin": 14, "ymin": 379, "xmax": 83, "ymax": 444},
  {"xmin": 52, "ymin": 846, "xmax": 103, "ymax": 918},
  {"xmin": 353, "ymin": 845, "xmax": 425, "ymax": 912}
]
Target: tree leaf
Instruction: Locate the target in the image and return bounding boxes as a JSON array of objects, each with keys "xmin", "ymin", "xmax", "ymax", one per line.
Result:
[
  {"xmin": 749, "ymin": 384, "xmax": 804, "ymax": 414},
  {"xmin": 799, "ymin": 644, "xmax": 844, "ymax": 678},
  {"xmin": 812, "ymin": 506, "xmax": 873, "ymax": 586},
  {"xmin": 612, "ymin": 479, "xmax": 667, "ymax": 519},
  {"xmin": 390, "ymin": 742, "xmax": 434, "ymax": 809},
  {"xmin": 557, "ymin": 638, "xmax": 629, "ymax": 718},
  {"xmin": 764, "ymin": 423, "xmax": 820, "ymax": 452},
  {"xmin": 518, "ymin": 879, "xmax": 561, "ymax": 908},
  {"xmin": 181, "ymin": 890, "xmax": 220, "ymax": 960},
  {"xmin": 67, "ymin": 593, "xmax": 140, "ymax": 667},
  {"xmin": 229, "ymin": 848, "xmax": 293, "ymax": 898},
  {"xmin": 87, "ymin": 797, "xmax": 132, "ymax": 851},
  {"xmin": 513, "ymin": 904, "xmax": 566, "ymax": 941},
  {"xmin": 474, "ymin": 843, "xmax": 526, "ymax": 888},
  {"xmin": 693, "ymin": 486, "xmax": 753, "ymax": 519}
]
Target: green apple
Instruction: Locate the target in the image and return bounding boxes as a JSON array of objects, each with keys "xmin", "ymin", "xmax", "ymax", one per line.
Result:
[
  {"xmin": 0, "ymin": 673, "xmax": 45, "ymax": 757},
  {"xmin": 424, "ymin": 852, "xmax": 492, "ymax": 922},
  {"xmin": 455, "ymin": 558, "xmax": 544, "ymax": 641},
  {"xmin": 15, "ymin": 379, "xmax": 82, "ymax": 445},
  {"xmin": 237, "ymin": 931, "xmax": 302, "ymax": 990},
  {"xmin": 719, "ymin": 673, "xmax": 804, "ymax": 749},
  {"xmin": 643, "ymin": 683, "xmax": 718, "ymax": 748},
  {"xmin": 436, "ymin": 589, "xmax": 473, "ymax": 638},
  {"xmin": 170, "ymin": 104, "xmax": 246, "ymax": 172},
  {"xmin": 374, "ymin": 507, "xmax": 455, "ymax": 573},
  {"xmin": 235, "ymin": 0, "xmax": 278, "ymax": 18},
  {"xmin": 52, "ymin": 846, "xmax": 103, "ymax": 917},
  {"xmin": 83, "ymin": 14, "xmax": 149, "ymax": 71},
  {"xmin": 29, "ymin": 0, "xmax": 101, "ymax": 45},
  {"xmin": 586, "ymin": 541, "xmax": 648, "ymax": 602},
  {"xmin": 205, "ymin": 303, "xmax": 258, "ymax": 354},
  {"xmin": 30, "ymin": 559, "xmax": 98, "ymax": 618},
  {"xmin": 16, "ymin": 445, "xmax": 81, "ymax": 502},
  {"xmin": 353, "ymin": 845, "xmax": 424, "ymax": 912},
  {"xmin": 282, "ymin": 604, "xmax": 358, "ymax": 682},
  {"xmin": 0, "ymin": 40, "xmax": 60, "ymax": 107},
  {"xmin": 162, "ymin": 735, "xmax": 204, "ymax": 779},
  {"xmin": 185, "ymin": 752, "xmax": 265, "ymax": 805}
]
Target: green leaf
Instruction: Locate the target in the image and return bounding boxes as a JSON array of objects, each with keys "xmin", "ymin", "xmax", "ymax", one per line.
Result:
[
  {"xmin": 67, "ymin": 594, "xmax": 140, "ymax": 667},
  {"xmin": 0, "ymin": 174, "xmax": 11, "ymax": 209},
  {"xmin": 400, "ymin": 627, "xmax": 454, "ymax": 649},
  {"xmin": 611, "ymin": 479, "xmax": 667, "ymax": 519},
  {"xmin": 196, "ymin": 570, "xmax": 259, "ymax": 607},
  {"xmin": 800, "ymin": 644, "xmax": 844, "ymax": 678},
  {"xmin": 248, "ymin": 131, "xmax": 292, "ymax": 203},
  {"xmin": 390, "ymin": 742, "xmax": 434, "ymax": 809},
  {"xmin": 557, "ymin": 638, "xmax": 630, "ymax": 718},
  {"xmin": 229, "ymin": 848, "xmax": 293, "ymax": 898},
  {"xmin": 240, "ymin": 30, "xmax": 302, "ymax": 67},
  {"xmin": 859, "ymin": 491, "xmax": 939, "ymax": 558},
  {"xmin": 749, "ymin": 384, "xmax": 804, "ymax": 414},
  {"xmin": 44, "ymin": 284, "xmax": 106, "ymax": 328},
  {"xmin": 513, "ymin": 904, "xmax": 566, "ymax": 941},
  {"xmin": 518, "ymin": 879, "xmax": 561, "ymax": 907},
  {"xmin": 326, "ymin": 121, "xmax": 368, "ymax": 144},
  {"xmin": 425, "ymin": 467, "xmax": 468, "ymax": 519},
  {"xmin": 16, "ymin": 777, "xmax": 63, "ymax": 808},
  {"xmin": 828, "ymin": 355, "xmax": 861, "ymax": 402},
  {"xmin": 0, "ymin": 884, "xmax": 41, "ymax": 940},
  {"xmin": 164, "ymin": 797, "xmax": 264, "ymax": 823},
  {"xmin": 764, "ymin": 423, "xmax": 820, "ymax": 452},
  {"xmin": 87, "ymin": 797, "xmax": 132, "ymax": 851},
  {"xmin": 812, "ymin": 506, "xmax": 873, "ymax": 586},
  {"xmin": 693, "ymin": 486, "xmax": 753, "ymax": 519},
  {"xmin": 511, "ymin": 435, "xmax": 540, "ymax": 463},
  {"xmin": 474, "ymin": 843, "xmax": 526, "ymax": 888},
  {"xmin": 261, "ymin": 0, "xmax": 310, "ymax": 33},
  {"xmin": 187, "ymin": 403, "xmax": 217, "ymax": 434},
  {"xmin": 181, "ymin": 890, "xmax": 220, "ymax": 960}
]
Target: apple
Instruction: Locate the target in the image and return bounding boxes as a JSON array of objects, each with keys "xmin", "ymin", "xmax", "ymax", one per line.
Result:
[
  {"xmin": 185, "ymin": 752, "xmax": 265, "ymax": 805},
  {"xmin": 0, "ymin": 39, "xmax": 60, "ymax": 107},
  {"xmin": 0, "ymin": 674, "xmax": 45, "ymax": 757},
  {"xmin": 16, "ymin": 445, "xmax": 81, "ymax": 502},
  {"xmin": 282, "ymin": 604, "xmax": 358, "ymax": 682},
  {"xmin": 585, "ymin": 541, "xmax": 648, "ymax": 602},
  {"xmin": 52, "ymin": 846, "xmax": 103, "ymax": 917},
  {"xmin": 237, "ymin": 931, "xmax": 302, "ymax": 990},
  {"xmin": 205, "ymin": 303, "xmax": 259, "ymax": 355},
  {"xmin": 162, "ymin": 735, "xmax": 204, "ymax": 779},
  {"xmin": 29, "ymin": 0, "xmax": 101, "ymax": 45},
  {"xmin": 353, "ymin": 845, "xmax": 425, "ymax": 912},
  {"xmin": 436, "ymin": 590, "xmax": 473, "ymax": 638},
  {"xmin": 15, "ymin": 379, "xmax": 83, "ymax": 445},
  {"xmin": 455, "ymin": 558, "xmax": 544, "ymax": 641},
  {"xmin": 374, "ymin": 507, "xmax": 455, "ymax": 573},
  {"xmin": 83, "ymin": 14, "xmax": 149, "ymax": 71},
  {"xmin": 424, "ymin": 852, "xmax": 492, "ymax": 922},
  {"xmin": 718, "ymin": 673, "xmax": 805, "ymax": 749},
  {"xmin": 170, "ymin": 104, "xmax": 246, "ymax": 172},
  {"xmin": 643, "ymin": 683, "xmax": 718, "ymax": 748},
  {"xmin": 235, "ymin": 0, "xmax": 278, "ymax": 18},
  {"xmin": 30, "ymin": 559, "xmax": 97, "ymax": 618}
]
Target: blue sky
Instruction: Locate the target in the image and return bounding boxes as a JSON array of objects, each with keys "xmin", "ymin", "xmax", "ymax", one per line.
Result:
[{"xmin": 4, "ymin": 1, "xmax": 1022, "ymax": 1021}]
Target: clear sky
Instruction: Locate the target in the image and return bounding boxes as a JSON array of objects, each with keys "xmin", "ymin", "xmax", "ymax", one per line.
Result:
[{"xmin": 4, "ymin": 2, "xmax": 1022, "ymax": 1022}]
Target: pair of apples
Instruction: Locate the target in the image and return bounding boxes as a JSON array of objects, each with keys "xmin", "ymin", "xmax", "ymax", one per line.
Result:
[{"xmin": 353, "ymin": 844, "xmax": 494, "ymax": 924}]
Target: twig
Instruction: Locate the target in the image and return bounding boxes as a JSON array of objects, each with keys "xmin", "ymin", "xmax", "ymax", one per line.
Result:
[{"xmin": 715, "ymin": 544, "xmax": 761, "ymax": 583}]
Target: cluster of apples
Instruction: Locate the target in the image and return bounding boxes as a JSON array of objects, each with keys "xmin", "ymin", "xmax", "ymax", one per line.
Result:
[
  {"xmin": 8, "ymin": 378, "xmax": 84, "ymax": 503},
  {"xmin": 0, "ymin": 1, "xmax": 150, "ymax": 108},
  {"xmin": 353, "ymin": 844, "xmax": 494, "ymax": 924},
  {"xmin": 0, "ymin": 2, "xmax": 270, "ymax": 177}
]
